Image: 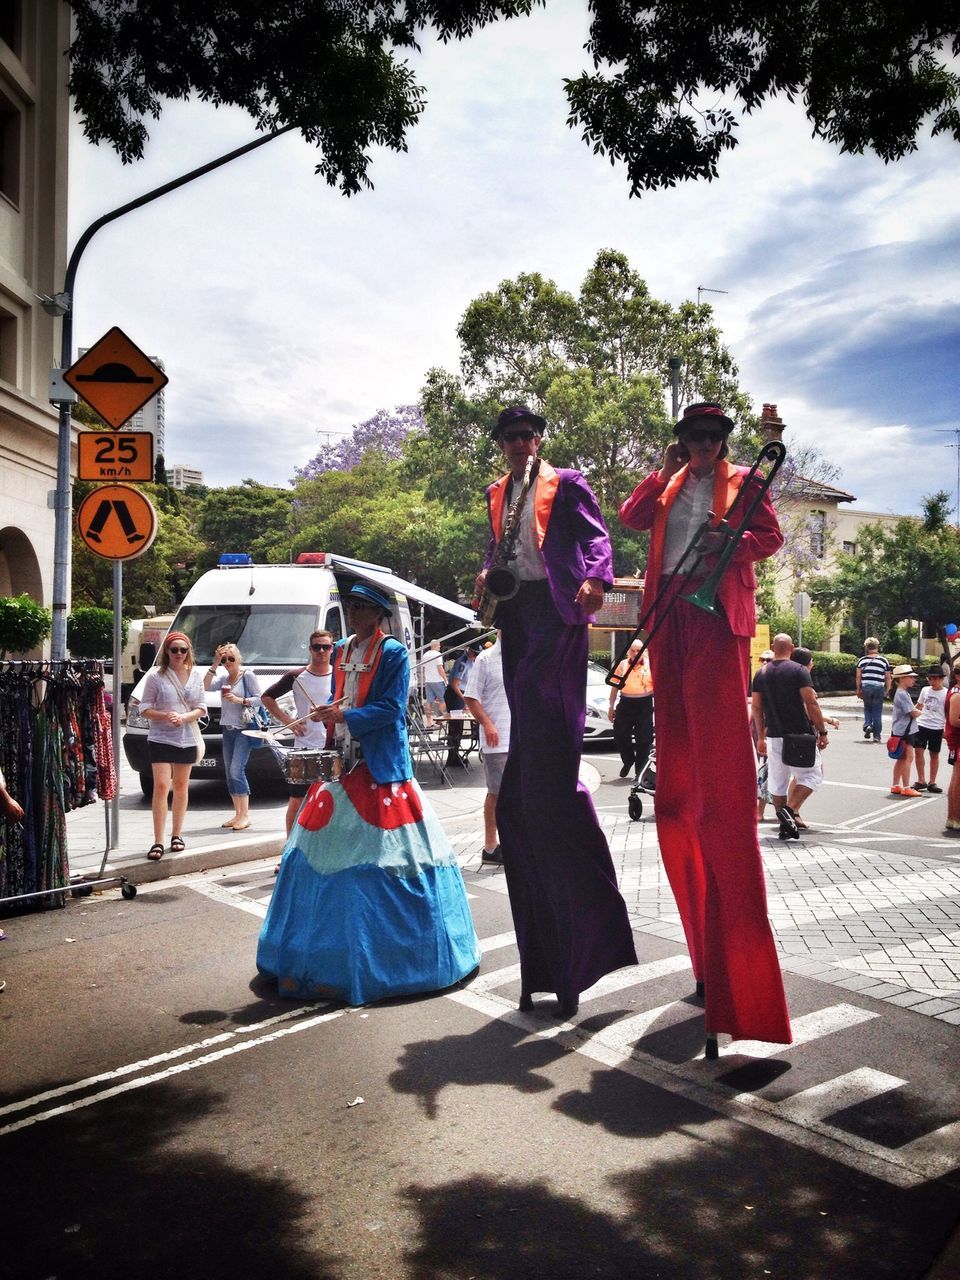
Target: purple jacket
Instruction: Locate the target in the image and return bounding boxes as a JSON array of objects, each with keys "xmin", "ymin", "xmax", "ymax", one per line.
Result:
[{"xmin": 485, "ymin": 461, "xmax": 614, "ymax": 625}]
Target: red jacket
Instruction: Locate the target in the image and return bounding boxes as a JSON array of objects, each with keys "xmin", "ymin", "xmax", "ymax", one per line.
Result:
[{"xmin": 619, "ymin": 460, "xmax": 783, "ymax": 638}]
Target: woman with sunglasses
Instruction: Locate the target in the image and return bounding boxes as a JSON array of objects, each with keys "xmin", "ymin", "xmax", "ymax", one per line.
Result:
[
  {"xmin": 619, "ymin": 403, "xmax": 791, "ymax": 1050},
  {"xmin": 138, "ymin": 632, "xmax": 206, "ymax": 860},
  {"xmin": 204, "ymin": 643, "xmax": 263, "ymax": 830}
]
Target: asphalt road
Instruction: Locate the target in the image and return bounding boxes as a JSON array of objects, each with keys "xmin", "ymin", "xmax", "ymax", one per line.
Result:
[{"xmin": 2, "ymin": 697, "xmax": 958, "ymax": 1278}]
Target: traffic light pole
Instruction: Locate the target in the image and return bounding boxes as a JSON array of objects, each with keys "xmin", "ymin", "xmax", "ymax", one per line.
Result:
[{"xmin": 49, "ymin": 123, "xmax": 295, "ymax": 659}]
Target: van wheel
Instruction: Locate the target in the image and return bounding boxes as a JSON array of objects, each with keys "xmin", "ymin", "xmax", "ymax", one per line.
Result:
[{"xmin": 138, "ymin": 771, "xmax": 154, "ymax": 800}]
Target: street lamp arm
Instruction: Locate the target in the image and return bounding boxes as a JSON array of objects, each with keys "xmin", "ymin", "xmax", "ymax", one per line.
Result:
[{"xmin": 50, "ymin": 122, "xmax": 296, "ymax": 659}]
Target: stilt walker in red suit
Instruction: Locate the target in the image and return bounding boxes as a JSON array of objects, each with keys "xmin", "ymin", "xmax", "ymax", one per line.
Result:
[
  {"xmin": 477, "ymin": 407, "xmax": 637, "ymax": 1019},
  {"xmin": 619, "ymin": 404, "xmax": 791, "ymax": 1047}
]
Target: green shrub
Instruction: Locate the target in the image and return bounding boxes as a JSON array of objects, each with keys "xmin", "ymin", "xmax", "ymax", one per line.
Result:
[
  {"xmin": 0, "ymin": 594, "xmax": 52, "ymax": 657},
  {"xmin": 760, "ymin": 606, "xmax": 834, "ymax": 651},
  {"xmin": 68, "ymin": 606, "xmax": 128, "ymax": 657},
  {"xmin": 807, "ymin": 652, "xmax": 857, "ymax": 692}
]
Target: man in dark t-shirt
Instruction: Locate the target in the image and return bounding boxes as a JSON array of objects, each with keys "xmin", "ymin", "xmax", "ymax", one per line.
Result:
[{"xmin": 752, "ymin": 633, "xmax": 830, "ymax": 840}]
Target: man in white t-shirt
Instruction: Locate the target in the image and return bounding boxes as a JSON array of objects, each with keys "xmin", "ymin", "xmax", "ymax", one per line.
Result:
[
  {"xmin": 463, "ymin": 635, "xmax": 511, "ymax": 865},
  {"xmin": 417, "ymin": 640, "xmax": 447, "ymax": 722},
  {"xmin": 262, "ymin": 629, "xmax": 336, "ymax": 837}
]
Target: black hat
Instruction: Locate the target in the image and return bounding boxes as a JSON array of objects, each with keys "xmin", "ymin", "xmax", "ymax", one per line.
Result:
[
  {"xmin": 674, "ymin": 402, "xmax": 735, "ymax": 435},
  {"xmin": 492, "ymin": 405, "xmax": 546, "ymax": 439}
]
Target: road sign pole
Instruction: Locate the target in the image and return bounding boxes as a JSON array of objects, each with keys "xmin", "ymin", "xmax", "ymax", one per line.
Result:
[{"xmin": 111, "ymin": 558, "xmax": 122, "ymax": 850}]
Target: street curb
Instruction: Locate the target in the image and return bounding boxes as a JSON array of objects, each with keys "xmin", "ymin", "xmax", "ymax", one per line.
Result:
[{"xmin": 99, "ymin": 833, "xmax": 284, "ymax": 885}]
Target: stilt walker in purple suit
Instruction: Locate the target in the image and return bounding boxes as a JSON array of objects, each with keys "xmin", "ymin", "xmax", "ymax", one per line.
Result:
[{"xmin": 476, "ymin": 407, "xmax": 637, "ymax": 1019}]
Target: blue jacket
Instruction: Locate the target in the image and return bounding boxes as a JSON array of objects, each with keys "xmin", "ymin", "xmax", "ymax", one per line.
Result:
[{"xmin": 339, "ymin": 636, "xmax": 414, "ymax": 784}]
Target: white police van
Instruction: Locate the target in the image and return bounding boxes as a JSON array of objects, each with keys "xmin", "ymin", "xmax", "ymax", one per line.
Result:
[{"xmin": 123, "ymin": 552, "xmax": 476, "ymax": 797}]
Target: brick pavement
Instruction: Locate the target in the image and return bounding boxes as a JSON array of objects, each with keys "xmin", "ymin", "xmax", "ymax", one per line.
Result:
[{"xmin": 452, "ymin": 809, "xmax": 960, "ymax": 1028}]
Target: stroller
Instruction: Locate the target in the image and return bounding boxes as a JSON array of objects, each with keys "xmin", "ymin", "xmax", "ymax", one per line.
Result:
[{"xmin": 627, "ymin": 741, "xmax": 656, "ymax": 821}]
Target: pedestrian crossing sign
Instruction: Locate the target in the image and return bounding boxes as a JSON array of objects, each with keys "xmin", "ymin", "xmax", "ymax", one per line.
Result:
[{"xmin": 76, "ymin": 484, "xmax": 158, "ymax": 561}]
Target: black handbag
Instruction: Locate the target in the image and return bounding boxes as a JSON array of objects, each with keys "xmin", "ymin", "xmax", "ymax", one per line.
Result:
[{"xmin": 781, "ymin": 732, "xmax": 817, "ymax": 768}]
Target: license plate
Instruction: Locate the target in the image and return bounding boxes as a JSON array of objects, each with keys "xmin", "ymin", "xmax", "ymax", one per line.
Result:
[{"xmin": 195, "ymin": 756, "xmax": 218, "ymax": 768}]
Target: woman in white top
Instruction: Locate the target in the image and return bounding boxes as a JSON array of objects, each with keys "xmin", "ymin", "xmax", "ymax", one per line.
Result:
[
  {"xmin": 138, "ymin": 631, "xmax": 206, "ymax": 860},
  {"xmin": 203, "ymin": 642, "xmax": 263, "ymax": 831}
]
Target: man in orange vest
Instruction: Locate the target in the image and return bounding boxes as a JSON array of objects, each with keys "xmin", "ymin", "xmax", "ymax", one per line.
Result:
[
  {"xmin": 608, "ymin": 638, "xmax": 654, "ymax": 779},
  {"xmin": 476, "ymin": 406, "xmax": 637, "ymax": 1020},
  {"xmin": 619, "ymin": 403, "xmax": 791, "ymax": 1049}
]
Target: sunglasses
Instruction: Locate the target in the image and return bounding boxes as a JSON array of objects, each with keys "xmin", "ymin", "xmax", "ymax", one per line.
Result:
[
  {"xmin": 501, "ymin": 429, "xmax": 536, "ymax": 443},
  {"xmin": 222, "ymin": 656, "xmax": 237, "ymax": 663},
  {"xmin": 310, "ymin": 642, "xmax": 333, "ymax": 651},
  {"xmin": 168, "ymin": 646, "xmax": 189, "ymax": 655},
  {"xmin": 681, "ymin": 428, "xmax": 725, "ymax": 444}
]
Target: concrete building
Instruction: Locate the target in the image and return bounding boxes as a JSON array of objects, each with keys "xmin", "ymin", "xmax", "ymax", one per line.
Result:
[
  {"xmin": 168, "ymin": 465, "xmax": 204, "ymax": 491},
  {"xmin": 0, "ymin": 4, "xmax": 70, "ymax": 634}
]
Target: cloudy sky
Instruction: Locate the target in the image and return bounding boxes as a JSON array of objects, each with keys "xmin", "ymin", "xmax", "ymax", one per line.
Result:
[{"xmin": 68, "ymin": 0, "xmax": 959, "ymax": 517}]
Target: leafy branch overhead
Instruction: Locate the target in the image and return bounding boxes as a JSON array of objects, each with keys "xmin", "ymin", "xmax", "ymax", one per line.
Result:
[{"xmin": 66, "ymin": 2, "xmax": 960, "ymax": 195}]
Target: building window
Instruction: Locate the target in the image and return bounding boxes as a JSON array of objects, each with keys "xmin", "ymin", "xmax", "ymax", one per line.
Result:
[
  {"xmin": 842, "ymin": 540, "xmax": 856, "ymax": 555},
  {"xmin": 809, "ymin": 510, "xmax": 826, "ymax": 559},
  {"xmin": 0, "ymin": 303, "xmax": 16, "ymax": 384},
  {"xmin": 0, "ymin": 87, "xmax": 21, "ymax": 207},
  {"xmin": 0, "ymin": 2, "xmax": 20, "ymax": 56}
]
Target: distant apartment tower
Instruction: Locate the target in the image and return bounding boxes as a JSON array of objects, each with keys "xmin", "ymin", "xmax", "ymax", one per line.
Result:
[
  {"xmin": 169, "ymin": 465, "xmax": 204, "ymax": 491},
  {"xmin": 128, "ymin": 356, "xmax": 165, "ymax": 457}
]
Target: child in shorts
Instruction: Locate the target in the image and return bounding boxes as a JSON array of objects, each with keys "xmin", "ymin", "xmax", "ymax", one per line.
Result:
[{"xmin": 914, "ymin": 666, "xmax": 947, "ymax": 794}]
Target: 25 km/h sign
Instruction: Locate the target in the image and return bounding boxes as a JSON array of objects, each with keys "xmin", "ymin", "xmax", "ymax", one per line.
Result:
[
  {"xmin": 76, "ymin": 485, "xmax": 158, "ymax": 561},
  {"xmin": 78, "ymin": 431, "xmax": 154, "ymax": 482},
  {"xmin": 64, "ymin": 327, "xmax": 167, "ymax": 429}
]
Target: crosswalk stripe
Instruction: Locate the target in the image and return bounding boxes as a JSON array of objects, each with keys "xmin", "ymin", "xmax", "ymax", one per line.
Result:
[
  {"xmin": 718, "ymin": 1005, "xmax": 879, "ymax": 1060},
  {"xmin": 750, "ymin": 1068, "xmax": 905, "ymax": 1121},
  {"xmin": 468, "ymin": 953, "xmax": 691, "ymax": 1001}
]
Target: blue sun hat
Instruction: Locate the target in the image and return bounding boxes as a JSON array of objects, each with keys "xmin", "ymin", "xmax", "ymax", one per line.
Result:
[{"xmin": 344, "ymin": 581, "xmax": 393, "ymax": 616}]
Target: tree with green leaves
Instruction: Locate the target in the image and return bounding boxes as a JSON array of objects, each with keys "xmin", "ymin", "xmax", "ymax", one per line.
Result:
[
  {"xmin": 813, "ymin": 492, "xmax": 960, "ymax": 650},
  {"xmin": 194, "ymin": 480, "xmax": 294, "ymax": 571},
  {"xmin": 404, "ymin": 250, "xmax": 752, "ymax": 573},
  {"xmin": 67, "ymin": 3, "xmax": 959, "ymax": 195}
]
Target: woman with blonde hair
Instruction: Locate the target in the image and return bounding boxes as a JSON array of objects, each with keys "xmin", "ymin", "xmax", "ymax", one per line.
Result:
[
  {"xmin": 204, "ymin": 642, "xmax": 263, "ymax": 830},
  {"xmin": 138, "ymin": 632, "xmax": 206, "ymax": 860}
]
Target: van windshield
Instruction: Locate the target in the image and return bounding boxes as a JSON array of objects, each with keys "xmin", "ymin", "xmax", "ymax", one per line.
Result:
[{"xmin": 174, "ymin": 606, "xmax": 319, "ymax": 666}]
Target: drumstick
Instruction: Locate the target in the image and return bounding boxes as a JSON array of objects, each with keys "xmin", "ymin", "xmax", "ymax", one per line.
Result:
[{"xmin": 241, "ymin": 697, "xmax": 347, "ymax": 739}]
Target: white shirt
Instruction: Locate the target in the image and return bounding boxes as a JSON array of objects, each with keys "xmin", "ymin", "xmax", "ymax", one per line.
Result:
[
  {"xmin": 503, "ymin": 473, "xmax": 547, "ymax": 582},
  {"xmin": 662, "ymin": 470, "xmax": 714, "ymax": 573},
  {"xmin": 463, "ymin": 642, "xmax": 511, "ymax": 754},
  {"xmin": 917, "ymin": 685, "xmax": 947, "ymax": 731}
]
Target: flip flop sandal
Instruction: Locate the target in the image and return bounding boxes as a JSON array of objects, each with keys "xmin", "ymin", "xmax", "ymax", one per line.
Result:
[
  {"xmin": 147, "ymin": 843, "xmax": 165, "ymax": 861},
  {"xmin": 170, "ymin": 836, "xmax": 186, "ymax": 853}
]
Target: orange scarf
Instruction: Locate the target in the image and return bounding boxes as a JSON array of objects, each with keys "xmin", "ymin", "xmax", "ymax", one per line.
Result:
[{"xmin": 487, "ymin": 459, "xmax": 560, "ymax": 548}]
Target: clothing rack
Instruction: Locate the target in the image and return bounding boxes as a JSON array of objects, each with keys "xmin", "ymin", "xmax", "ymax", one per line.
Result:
[{"xmin": 0, "ymin": 659, "xmax": 136, "ymax": 910}]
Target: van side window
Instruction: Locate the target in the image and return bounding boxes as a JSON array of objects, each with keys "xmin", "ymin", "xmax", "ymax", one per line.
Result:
[{"xmin": 324, "ymin": 608, "xmax": 343, "ymax": 642}]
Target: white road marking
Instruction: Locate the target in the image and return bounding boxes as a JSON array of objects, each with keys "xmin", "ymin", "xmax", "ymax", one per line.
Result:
[
  {"xmin": 446, "ymin": 986, "xmax": 941, "ymax": 1188},
  {"xmin": 0, "ymin": 1006, "xmax": 343, "ymax": 1138},
  {"xmin": 836, "ymin": 797, "xmax": 934, "ymax": 828},
  {"xmin": 84, "ymin": 883, "xmax": 955, "ymax": 1189},
  {"xmin": 770, "ymin": 1068, "xmax": 906, "ymax": 1123},
  {"xmin": 185, "ymin": 875, "xmax": 268, "ymax": 918}
]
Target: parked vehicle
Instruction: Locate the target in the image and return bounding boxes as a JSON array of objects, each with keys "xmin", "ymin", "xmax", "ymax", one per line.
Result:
[
  {"xmin": 120, "ymin": 614, "xmax": 175, "ymax": 707},
  {"xmin": 123, "ymin": 553, "xmax": 475, "ymax": 797},
  {"xmin": 584, "ymin": 660, "xmax": 616, "ymax": 743}
]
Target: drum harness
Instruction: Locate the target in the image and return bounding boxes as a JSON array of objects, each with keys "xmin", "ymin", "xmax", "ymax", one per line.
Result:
[{"xmin": 333, "ymin": 630, "xmax": 389, "ymax": 771}]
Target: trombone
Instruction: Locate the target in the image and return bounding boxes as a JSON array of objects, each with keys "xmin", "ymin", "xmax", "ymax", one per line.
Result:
[{"xmin": 606, "ymin": 440, "xmax": 786, "ymax": 690}]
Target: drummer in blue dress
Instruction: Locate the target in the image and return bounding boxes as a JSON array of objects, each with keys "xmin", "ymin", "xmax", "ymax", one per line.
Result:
[{"xmin": 257, "ymin": 582, "xmax": 481, "ymax": 1004}]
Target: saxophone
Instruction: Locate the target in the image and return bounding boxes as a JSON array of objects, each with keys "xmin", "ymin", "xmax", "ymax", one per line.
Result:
[{"xmin": 476, "ymin": 456, "xmax": 537, "ymax": 626}]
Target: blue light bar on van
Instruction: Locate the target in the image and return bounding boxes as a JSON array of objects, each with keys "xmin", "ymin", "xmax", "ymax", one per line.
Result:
[{"xmin": 218, "ymin": 553, "xmax": 253, "ymax": 566}]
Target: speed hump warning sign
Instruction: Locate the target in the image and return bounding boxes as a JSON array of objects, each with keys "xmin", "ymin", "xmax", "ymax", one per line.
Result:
[{"xmin": 76, "ymin": 485, "xmax": 158, "ymax": 561}]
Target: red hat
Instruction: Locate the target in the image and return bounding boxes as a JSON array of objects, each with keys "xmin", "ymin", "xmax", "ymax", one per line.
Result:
[
  {"xmin": 162, "ymin": 631, "xmax": 191, "ymax": 650},
  {"xmin": 675, "ymin": 402, "xmax": 734, "ymax": 434}
]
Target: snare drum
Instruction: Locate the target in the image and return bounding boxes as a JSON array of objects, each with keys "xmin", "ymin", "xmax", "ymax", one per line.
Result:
[{"xmin": 280, "ymin": 749, "xmax": 342, "ymax": 784}]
